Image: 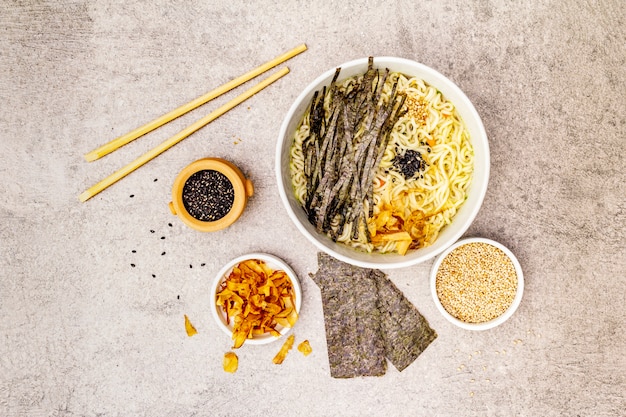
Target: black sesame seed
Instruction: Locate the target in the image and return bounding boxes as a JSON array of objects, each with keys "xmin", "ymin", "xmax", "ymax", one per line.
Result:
[
  {"xmin": 150, "ymin": 230, "xmax": 155, "ymax": 233},
  {"xmin": 168, "ymin": 223, "xmax": 173, "ymax": 227},
  {"xmin": 189, "ymin": 264, "xmax": 193, "ymax": 269},
  {"xmin": 152, "ymin": 274, "xmax": 156, "ymax": 278},
  {"xmin": 161, "ymin": 251, "xmax": 166, "ymax": 256},
  {"xmin": 200, "ymin": 263, "xmax": 206, "ymax": 267},
  {"xmin": 393, "ymin": 149, "xmax": 426, "ymax": 179},
  {"xmin": 131, "ymin": 263, "xmax": 136, "ymax": 267},
  {"xmin": 160, "ymin": 236, "xmax": 165, "ymax": 240},
  {"xmin": 154, "ymin": 178, "xmax": 158, "ymax": 182},
  {"xmin": 131, "ymin": 250, "xmax": 136, "ymax": 253},
  {"xmin": 177, "ymin": 295, "xmax": 180, "ymax": 300},
  {"xmin": 182, "ymin": 170, "xmax": 234, "ymax": 222},
  {"xmin": 130, "ymin": 194, "xmax": 134, "ymax": 198}
]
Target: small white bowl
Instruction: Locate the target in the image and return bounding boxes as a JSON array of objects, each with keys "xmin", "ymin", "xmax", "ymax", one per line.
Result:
[
  {"xmin": 276, "ymin": 57, "xmax": 490, "ymax": 269},
  {"xmin": 210, "ymin": 253, "xmax": 302, "ymax": 345},
  {"xmin": 430, "ymin": 237, "xmax": 524, "ymax": 331}
]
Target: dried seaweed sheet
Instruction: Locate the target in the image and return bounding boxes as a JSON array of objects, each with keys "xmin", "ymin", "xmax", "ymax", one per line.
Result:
[
  {"xmin": 371, "ymin": 269, "xmax": 438, "ymax": 372},
  {"xmin": 310, "ymin": 253, "xmax": 437, "ymax": 377},
  {"xmin": 310, "ymin": 253, "xmax": 386, "ymax": 378}
]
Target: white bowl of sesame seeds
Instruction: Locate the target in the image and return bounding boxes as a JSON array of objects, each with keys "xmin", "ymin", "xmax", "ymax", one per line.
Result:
[{"xmin": 430, "ymin": 237, "xmax": 524, "ymax": 330}]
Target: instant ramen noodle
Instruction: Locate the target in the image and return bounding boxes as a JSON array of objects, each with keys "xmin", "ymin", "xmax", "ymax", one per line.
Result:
[{"xmin": 290, "ymin": 58, "xmax": 474, "ymax": 255}]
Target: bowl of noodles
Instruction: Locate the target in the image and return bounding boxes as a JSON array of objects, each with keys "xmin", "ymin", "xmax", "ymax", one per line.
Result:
[{"xmin": 276, "ymin": 57, "xmax": 489, "ymax": 269}]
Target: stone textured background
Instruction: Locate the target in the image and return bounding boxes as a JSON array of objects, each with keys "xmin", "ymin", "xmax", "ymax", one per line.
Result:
[{"xmin": 1, "ymin": 1, "xmax": 624, "ymax": 416}]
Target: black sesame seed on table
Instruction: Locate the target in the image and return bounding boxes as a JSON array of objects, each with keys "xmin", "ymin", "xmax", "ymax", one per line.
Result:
[{"xmin": 182, "ymin": 170, "xmax": 235, "ymax": 222}]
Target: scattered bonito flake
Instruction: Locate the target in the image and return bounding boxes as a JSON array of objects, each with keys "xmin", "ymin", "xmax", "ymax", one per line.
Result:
[
  {"xmin": 184, "ymin": 314, "xmax": 198, "ymax": 337},
  {"xmin": 297, "ymin": 340, "xmax": 312, "ymax": 356},
  {"xmin": 273, "ymin": 334, "xmax": 295, "ymax": 364},
  {"xmin": 223, "ymin": 352, "xmax": 238, "ymax": 373}
]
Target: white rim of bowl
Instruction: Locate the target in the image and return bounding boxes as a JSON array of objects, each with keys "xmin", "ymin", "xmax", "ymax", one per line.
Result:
[
  {"xmin": 275, "ymin": 56, "xmax": 490, "ymax": 269},
  {"xmin": 210, "ymin": 253, "xmax": 302, "ymax": 345},
  {"xmin": 430, "ymin": 237, "xmax": 524, "ymax": 331}
]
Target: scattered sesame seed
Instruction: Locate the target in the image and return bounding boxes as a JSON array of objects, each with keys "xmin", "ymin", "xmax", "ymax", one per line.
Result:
[
  {"xmin": 161, "ymin": 252, "xmax": 166, "ymax": 256},
  {"xmin": 131, "ymin": 250, "xmax": 136, "ymax": 253},
  {"xmin": 168, "ymin": 223, "xmax": 173, "ymax": 227},
  {"xmin": 200, "ymin": 263, "xmax": 206, "ymax": 267},
  {"xmin": 130, "ymin": 263, "xmax": 135, "ymax": 267},
  {"xmin": 150, "ymin": 230, "xmax": 155, "ymax": 233},
  {"xmin": 129, "ymin": 194, "xmax": 134, "ymax": 198},
  {"xmin": 152, "ymin": 274, "xmax": 156, "ymax": 278},
  {"xmin": 160, "ymin": 236, "xmax": 165, "ymax": 240}
]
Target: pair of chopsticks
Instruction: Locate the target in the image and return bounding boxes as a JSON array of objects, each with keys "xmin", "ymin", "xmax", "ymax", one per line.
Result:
[{"xmin": 79, "ymin": 44, "xmax": 307, "ymax": 202}]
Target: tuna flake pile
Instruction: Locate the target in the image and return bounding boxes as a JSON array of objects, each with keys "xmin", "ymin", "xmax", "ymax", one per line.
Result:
[{"xmin": 309, "ymin": 253, "xmax": 437, "ymax": 378}]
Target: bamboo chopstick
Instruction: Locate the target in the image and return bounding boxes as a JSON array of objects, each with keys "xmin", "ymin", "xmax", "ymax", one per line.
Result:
[
  {"xmin": 84, "ymin": 43, "xmax": 307, "ymax": 162},
  {"xmin": 78, "ymin": 67, "xmax": 290, "ymax": 203}
]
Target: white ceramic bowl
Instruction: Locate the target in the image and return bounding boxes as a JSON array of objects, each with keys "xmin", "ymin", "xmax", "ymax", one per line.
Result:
[
  {"xmin": 430, "ymin": 237, "xmax": 524, "ymax": 330},
  {"xmin": 210, "ymin": 253, "xmax": 302, "ymax": 345},
  {"xmin": 275, "ymin": 57, "xmax": 490, "ymax": 269}
]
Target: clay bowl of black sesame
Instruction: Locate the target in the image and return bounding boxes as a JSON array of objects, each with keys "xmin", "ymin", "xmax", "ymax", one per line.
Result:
[{"xmin": 169, "ymin": 158, "xmax": 254, "ymax": 232}]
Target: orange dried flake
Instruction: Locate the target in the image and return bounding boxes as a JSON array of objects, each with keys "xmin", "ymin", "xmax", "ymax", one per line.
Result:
[
  {"xmin": 223, "ymin": 352, "xmax": 238, "ymax": 373},
  {"xmin": 273, "ymin": 334, "xmax": 295, "ymax": 364},
  {"xmin": 184, "ymin": 314, "xmax": 198, "ymax": 337},
  {"xmin": 297, "ymin": 340, "xmax": 312, "ymax": 356},
  {"xmin": 216, "ymin": 259, "xmax": 298, "ymax": 348}
]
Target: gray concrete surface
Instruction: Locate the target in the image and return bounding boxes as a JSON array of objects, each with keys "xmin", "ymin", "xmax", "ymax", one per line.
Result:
[{"xmin": 1, "ymin": 1, "xmax": 624, "ymax": 416}]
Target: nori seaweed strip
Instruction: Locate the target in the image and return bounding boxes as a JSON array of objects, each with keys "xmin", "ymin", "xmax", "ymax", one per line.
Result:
[
  {"xmin": 372, "ymin": 269, "xmax": 438, "ymax": 371},
  {"xmin": 321, "ymin": 104, "xmax": 356, "ymax": 236},
  {"xmin": 303, "ymin": 88, "xmax": 326, "ymax": 213},
  {"xmin": 363, "ymin": 85, "xmax": 407, "ymax": 217},
  {"xmin": 312, "ymin": 107, "xmax": 342, "ymax": 230},
  {"xmin": 300, "ymin": 58, "xmax": 411, "ymax": 242}
]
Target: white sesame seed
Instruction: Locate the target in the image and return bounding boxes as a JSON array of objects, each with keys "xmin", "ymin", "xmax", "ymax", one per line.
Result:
[{"xmin": 435, "ymin": 242, "xmax": 518, "ymax": 323}]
